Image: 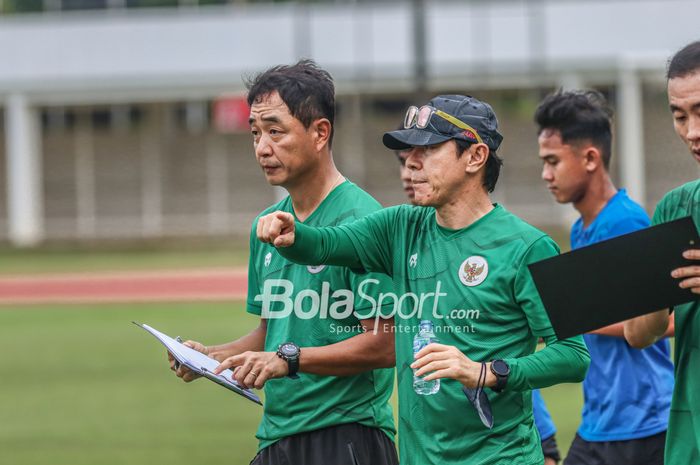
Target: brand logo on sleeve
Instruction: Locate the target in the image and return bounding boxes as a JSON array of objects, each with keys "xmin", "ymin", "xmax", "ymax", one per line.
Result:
[
  {"xmin": 307, "ymin": 265, "xmax": 327, "ymax": 274},
  {"xmin": 458, "ymin": 256, "xmax": 488, "ymax": 287},
  {"xmin": 264, "ymin": 252, "xmax": 272, "ymax": 267}
]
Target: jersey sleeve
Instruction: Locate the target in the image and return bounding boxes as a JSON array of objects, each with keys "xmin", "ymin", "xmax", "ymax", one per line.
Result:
[
  {"xmin": 246, "ymin": 219, "xmax": 263, "ymax": 316},
  {"xmin": 334, "ymin": 207, "xmax": 398, "ymax": 321},
  {"xmin": 513, "ymin": 235, "xmax": 560, "ymax": 337},
  {"xmin": 506, "ymin": 235, "xmax": 591, "ymax": 391},
  {"xmin": 504, "ymin": 332, "xmax": 590, "ymax": 391},
  {"xmin": 278, "ymin": 206, "xmax": 401, "ymax": 277}
]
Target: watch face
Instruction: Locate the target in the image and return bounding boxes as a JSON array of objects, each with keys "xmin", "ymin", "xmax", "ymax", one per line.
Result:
[
  {"xmin": 279, "ymin": 343, "xmax": 299, "ymax": 357},
  {"xmin": 492, "ymin": 360, "xmax": 509, "ymax": 376}
]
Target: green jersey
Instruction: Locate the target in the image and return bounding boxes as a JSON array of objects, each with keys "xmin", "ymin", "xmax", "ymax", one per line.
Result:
[
  {"xmin": 280, "ymin": 204, "xmax": 590, "ymax": 465},
  {"xmin": 652, "ymin": 179, "xmax": 700, "ymax": 465},
  {"xmin": 246, "ymin": 180, "xmax": 396, "ymax": 451}
]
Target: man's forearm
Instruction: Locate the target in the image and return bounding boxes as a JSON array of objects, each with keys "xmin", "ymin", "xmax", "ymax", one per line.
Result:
[
  {"xmin": 298, "ymin": 318, "xmax": 395, "ymax": 376},
  {"xmin": 207, "ymin": 320, "xmax": 267, "ymax": 362},
  {"xmin": 279, "ymin": 222, "xmax": 365, "ymax": 269},
  {"xmin": 624, "ymin": 309, "xmax": 671, "ymax": 349},
  {"xmin": 593, "ymin": 314, "xmax": 675, "ymax": 341},
  {"xmin": 589, "ymin": 322, "xmax": 626, "ymax": 338},
  {"xmin": 504, "ymin": 334, "xmax": 590, "ymax": 391}
]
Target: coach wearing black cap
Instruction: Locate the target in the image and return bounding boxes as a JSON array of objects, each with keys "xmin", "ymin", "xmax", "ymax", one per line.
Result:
[
  {"xmin": 389, "ymin": 97, "xmax": 563, "ymax": 465},
  {"xmin": 257, "ymin": 94, "xmax": 590, "ymax": 465}
]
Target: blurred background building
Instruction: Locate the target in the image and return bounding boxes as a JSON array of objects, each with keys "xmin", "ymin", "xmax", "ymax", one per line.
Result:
[{"xmin": 0, "ymin": 0, "xmax": 698, "ymax": 246}]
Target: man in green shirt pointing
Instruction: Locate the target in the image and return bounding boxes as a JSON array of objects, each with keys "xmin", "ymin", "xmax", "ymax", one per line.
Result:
[{"xmin": 257, "ymin": 94, "xmax": 590, "ymax": 465}]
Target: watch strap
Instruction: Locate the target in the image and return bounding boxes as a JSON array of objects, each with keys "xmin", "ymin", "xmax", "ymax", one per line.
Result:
[
  {"xmin": 276, "ymin": 343, "xmax": 300, "ymax": 379},
  {"xmin": 287, "ymin": 355, "xmax": 300, "ymax": 379}
]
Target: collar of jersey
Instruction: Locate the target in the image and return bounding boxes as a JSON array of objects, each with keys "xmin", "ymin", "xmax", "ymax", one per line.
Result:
[
  {"xmin": 432, "ymin": 203, "xmax": 503, "ymax": 239},
  {"xmin": 290, "ymin": 180, "xmax": 350, "ymax": 224}
]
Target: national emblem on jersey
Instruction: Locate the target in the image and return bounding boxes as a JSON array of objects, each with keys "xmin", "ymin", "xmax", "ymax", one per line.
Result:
[
  {"xmin": 409, "ymin": 253, "xmax": 418, "ymax": 268},
  {"xmin": 307, "ymin": 265, "xmax": 327, "ymax": 274},
  {"xmin": 458, "ymin": 256, "xmax": 488, "ymax": 287},
  {"xmin": 264, "ymin": 252, "xmax": 272, "ymax": 267}
]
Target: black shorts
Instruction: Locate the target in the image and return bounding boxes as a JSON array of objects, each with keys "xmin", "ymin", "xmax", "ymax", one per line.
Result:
[
  {"xmin": 250, "ymin": 422, "xmax": 399, "ymax": 465},
  {"xmin": 563, "ymin": 431, "xmax": 666, "ymax": 465},
  {"xmin": 541, "ymin": 434, "xmax": 561, "ymax": 463}
]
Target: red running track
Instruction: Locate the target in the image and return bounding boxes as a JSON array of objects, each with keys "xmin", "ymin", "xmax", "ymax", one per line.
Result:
[{"xmin": 0, "ymin": 268, "xmax": 248, "ymax": 305}]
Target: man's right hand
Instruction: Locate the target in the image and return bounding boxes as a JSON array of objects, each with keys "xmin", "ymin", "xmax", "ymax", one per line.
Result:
[
  {"xmin": 257, "ymin": 211, "xmax": 296, "ymax": 247},
  {"xmin": 168, "ymin": 340, "xmax": 208, "ymax": 382},
  {"xmin": 673, "ymin": 248, "xmax": 700, "ymax": 294}
]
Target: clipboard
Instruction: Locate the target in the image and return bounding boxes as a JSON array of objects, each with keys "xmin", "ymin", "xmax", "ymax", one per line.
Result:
[
  {"xmin": 134, "ymin": 322, "xmax": 262, "ymax": 405},
  {"xmin": 528, "ymin": 216, "xmax": 699, "ymax": 340}
]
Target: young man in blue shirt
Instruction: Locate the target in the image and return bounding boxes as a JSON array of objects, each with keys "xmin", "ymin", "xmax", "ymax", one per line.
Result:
[{"xmin": 535, "ymin": 90, "xmax": 675, "ymax": 465}]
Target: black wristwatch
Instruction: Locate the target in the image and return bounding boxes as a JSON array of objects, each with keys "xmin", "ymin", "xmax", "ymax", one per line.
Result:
[
  {"xmin": 277, "ymin": 342, "xmax": 300, "ymax": 379},
  {"xmin": 490, "ymin": 359, "xmax": 510, "ymax": 392}
]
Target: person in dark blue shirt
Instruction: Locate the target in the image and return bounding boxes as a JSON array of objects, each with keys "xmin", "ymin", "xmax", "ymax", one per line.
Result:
[{"xmin": 535, "ymin": 89, "xmax": 675, "ymax": 465}]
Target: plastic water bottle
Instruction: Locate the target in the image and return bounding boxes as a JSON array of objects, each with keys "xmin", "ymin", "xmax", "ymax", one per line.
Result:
[{"xmin": 413, "ymin": 320, "xmax": 440, "ymax": 395}]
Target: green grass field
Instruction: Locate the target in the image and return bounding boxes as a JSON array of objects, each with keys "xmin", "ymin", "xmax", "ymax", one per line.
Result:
[
  {"xmin": 0, "ymin": 300, "xmax": 584, "ymax": 465},
  {"xmin": 0, "ymin": 303, "xmax": 263, "ymax": 465}
]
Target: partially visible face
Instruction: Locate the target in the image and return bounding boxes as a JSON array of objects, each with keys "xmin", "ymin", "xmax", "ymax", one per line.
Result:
[
  {"xmin": 249, "ymin": 91, "xmax": 318, "ymax": 186},
  {"xmin": 538, "ymin": 129, "xmax": 590, "ymax": 205},
  {"xmin": 668, "ymin": 71, "xmax": 700, "ymax": 165},
  {"xmin": 404, "ymin": 140, "xmax": 466, "ymax": 207},
  {"xmin": 395, "ymin": 150, "xmax": 416, "ymax": 203}
]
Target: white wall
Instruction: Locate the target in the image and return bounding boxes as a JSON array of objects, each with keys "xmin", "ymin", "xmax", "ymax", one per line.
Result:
[{"xmin": 0, "ymin": 0, "xmax": 698, "ymax": 104}]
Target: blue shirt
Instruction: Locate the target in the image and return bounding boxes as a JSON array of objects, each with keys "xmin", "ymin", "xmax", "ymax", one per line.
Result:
[
  {"xmin": 533, "ymin": 389, "xmax": 556, "ymax": 440},
  {"xmin": 572, "ymin": 189, "xmax": 675, "ymax": 442}
]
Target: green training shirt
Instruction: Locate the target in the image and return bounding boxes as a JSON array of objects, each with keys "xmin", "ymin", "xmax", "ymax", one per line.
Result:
[
  {"xmin": 279, "ymin": 204, "xmax": 590, "ymax": 465},
  {"xmin": 246, "ymin": 180, "xmax": 395, "ymax": 451},
  {"xmin": 653, "ymin": 179, "xmax": 700, "ymax": 465}
]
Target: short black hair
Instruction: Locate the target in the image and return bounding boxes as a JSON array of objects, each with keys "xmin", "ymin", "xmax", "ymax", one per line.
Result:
[
  {"xmin": 455, "ymin": 139, "xmax": 503, "ymax": 193},
  {"xmin": 667, "ymin": 41, "xmax": 700, "ymax": 80},
  {"xmin": 534, "ymin": 89, "xmax": 613, "ymax": 169},
  {"xmin": 245, "ymin": 59, "xmax": 335, "ymax": 147}
]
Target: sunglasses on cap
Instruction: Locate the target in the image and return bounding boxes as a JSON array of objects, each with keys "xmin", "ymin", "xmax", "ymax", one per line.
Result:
[{"xmin": 403, "ymin": 105, "xmax": 484, "ymax": 145}]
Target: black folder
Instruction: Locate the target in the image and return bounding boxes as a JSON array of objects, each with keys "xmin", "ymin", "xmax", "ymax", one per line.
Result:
[{"xmin": 528, "ymin": 216, "xmax": 699, "ymax": 340}]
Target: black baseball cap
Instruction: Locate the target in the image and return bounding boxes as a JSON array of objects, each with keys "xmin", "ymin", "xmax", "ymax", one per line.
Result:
[{"xmin": 383, "ymin": 94, "xmax": 504, "ymax": 152}]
